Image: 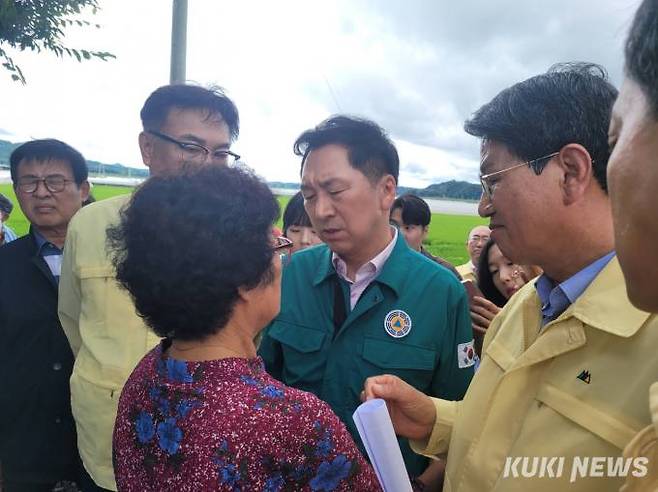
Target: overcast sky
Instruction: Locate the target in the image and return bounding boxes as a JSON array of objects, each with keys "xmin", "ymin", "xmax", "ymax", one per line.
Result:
[{"xmin": 0, "ymin": 0, "xmax": 641, "ymax": 188}]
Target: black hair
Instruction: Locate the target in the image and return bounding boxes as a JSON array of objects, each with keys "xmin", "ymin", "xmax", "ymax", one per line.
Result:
[
  {"xmin": 294, "ymin": 115, "xmax": 399, "ymax": 183},
  {"xmin": 0, "ymin": 194, "xmax": 13, "ymax": 216},
  {"xmin": 9, "ymin": 139, "xmax": 88, "ymax": 185},
  {"xmin": 477, "ymin": 239, "xmax": 508, "ymax": 308},
  {"xmin": 391, "ymin": 194, "xmax": 431, "ymax": 227},
  {"xmin": 282, "ymin": 191, "xmax": 312, "ymax": 234},
  {"xmin": 108, "ymin": 165, "xmax": 279, "ymax": 341},
  {"xmin": 464, "ymin": 62, "xmax": 618, "ymax": 192},
  {"xmin": 140, "ymin": 84, "xmax": 240, "ymax": 141},
  {"xmin": 625, "ymin": 0, "xmax": 658, "ymax": 118}
]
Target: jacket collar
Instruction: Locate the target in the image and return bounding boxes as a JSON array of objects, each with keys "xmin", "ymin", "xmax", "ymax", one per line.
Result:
[
  {"xmin": 27, "ymin": 225, "xmax": 58, "ymax": 290},
  {"xmin": 536, "ymin": 256, "xmax": 651, "ymax": 338},
  {"xmin": 313, "ymin": 233, "xmax": 411, "ymax": 297}
]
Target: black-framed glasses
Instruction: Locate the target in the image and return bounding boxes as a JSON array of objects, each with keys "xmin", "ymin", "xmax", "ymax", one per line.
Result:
[
  {"xmin": 147, "ymin": 130, "xmax": 241, "ymax": 164},
  {"xmin": 16, "ymin": 175, "xmax": 74, "ymax": 194},
  {"xmin": 479, "ymin": 151, "xmax": 559, "ymax": 201},
  {"xmin": 273, "ymin": 236, "xmax": 294, "ymax": 267}
]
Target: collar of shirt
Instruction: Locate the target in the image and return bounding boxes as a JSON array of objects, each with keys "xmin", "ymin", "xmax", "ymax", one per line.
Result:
[
  {"xmin": 331, "ymin": 227, "xmax": 398, "ymax": 309},
  {"xmin": 2, "ymin": 224, "xmax": 17, "ymax": 242},
  {"xmin": 535, "ymin": 250, "xmax": 616, "ymax": 326},
  {"xmin": 32, "ymin": 227, "xmax": 63, "ymax": 279}
]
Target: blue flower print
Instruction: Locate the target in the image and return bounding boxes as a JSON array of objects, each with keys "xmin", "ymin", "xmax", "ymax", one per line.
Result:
[
  {"xmin": 176, "ymin": 399, "xmax": 196, "ymax": 418},
  {"xmin": 315, "ymin": 432, "xmax": 332, "ymax": 457},
  {"xmin": 263, "ymin": 473, "xmax": 284, "ymax": 492},
  {"xmin": 135, "ymin": 411, "xmax": 155, "ymax": 444},
  {"xmin": 157, "ymin": 397, "xmax": 171, "ymax": 415},
  {"xmin": 148, "ymin": 386, "xmax": 162, "ymax": 401},
  {"xmin": 240, "ymin": 375, "xmax": 258, "ymax": 386},
  {"xmin": 219, "ymin": 463, "xmax": 240, "ymax": 486},
  {"xmin": 310, "ymin": 454, "xmax": 352, "ymax": 491},
  {"xmin": 217, "ymin": 439, "xmax": 229, "ymax": 454},
  {"xmin": 261, "ymin": 385, "xmax": 284, "ymax": 399},
  {"xmin": 165, "ymin": 358, "xmax": 193, "ymax": 383},
  {"xmin": 157, "ymin": 417, "xmax": 183, "ymax": 455}
]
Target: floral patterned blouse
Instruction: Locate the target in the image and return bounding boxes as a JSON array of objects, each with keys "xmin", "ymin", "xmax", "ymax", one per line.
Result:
[{"xmin": 113, "ymin": 341, "xmax": 380, "ymax": 491}]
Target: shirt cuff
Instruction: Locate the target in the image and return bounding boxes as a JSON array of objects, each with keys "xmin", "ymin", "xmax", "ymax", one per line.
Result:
[{"xmin": 410, "ymin": 397, "xmax": 458, "ymax": 457}]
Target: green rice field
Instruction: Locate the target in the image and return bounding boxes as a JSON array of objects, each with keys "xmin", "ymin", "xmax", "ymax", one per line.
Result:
[{"xmin": 0, "ymin": 184, "xmax": 485, "ymax": 265}]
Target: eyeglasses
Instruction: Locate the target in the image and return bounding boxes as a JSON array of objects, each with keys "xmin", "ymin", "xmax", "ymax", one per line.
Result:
[
  {"xmin": 147, "ymin": 130, "xmax": 241, "ymax": 165},
  {"xmin": 479, "ymin": 151, "xmax": 559, "ymax": 201},
  {"xmin": 273, "ymin": 236, "xmax": 294, "ymax": 267},
  {"xmin": 16, "ymin": 175, "xmax": 74, "ymax": 194},
  {"xmin": 468, "ymin": 234, "xmax": 490, "ymax": 245}
]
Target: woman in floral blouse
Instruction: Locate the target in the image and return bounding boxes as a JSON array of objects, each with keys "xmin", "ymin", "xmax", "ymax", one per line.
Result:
[{"xmin": 110, "ymin": 166, "xmax": 379, "ymax": 491}]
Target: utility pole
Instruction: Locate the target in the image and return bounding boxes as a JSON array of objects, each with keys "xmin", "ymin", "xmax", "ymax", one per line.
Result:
[{"xmin": 170, "ymin": 0, "xmax": 188, "ymax": 84}]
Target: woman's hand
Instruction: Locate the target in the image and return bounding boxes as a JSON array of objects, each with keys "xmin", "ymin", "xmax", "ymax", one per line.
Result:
[
  {"xmin": 470, "ymin": 295, "xmax": 501, "ymax": 334},
  {"xmin": 361, "ymin": 374, "xmax": 436, "ymax": 441}
]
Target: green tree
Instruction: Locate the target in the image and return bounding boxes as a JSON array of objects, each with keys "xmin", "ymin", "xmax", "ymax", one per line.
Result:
[{"xmin": 0, "ymin": 0, "xmax": 115, "ymax": 84}]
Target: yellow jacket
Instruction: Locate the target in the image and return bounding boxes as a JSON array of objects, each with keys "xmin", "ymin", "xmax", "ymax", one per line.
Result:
[
  {"xmin": 413, "ymin": 257, "xmax": 658, "ymax": 491},
  {"xmin": 620, "ymin": 382, "xmax": 658, "ymax": 492},
  {"xmin": 58, "ymin": 195, "xmax": 160, "ymax": 490},
  {"xmin": 456, "ymin": 262, "xmax": 476, "ymax": 283}
]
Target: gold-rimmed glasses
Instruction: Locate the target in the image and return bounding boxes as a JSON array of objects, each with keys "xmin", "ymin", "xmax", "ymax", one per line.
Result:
[{"xmin": 479, "ymin": 151, "xmax": 560, "ymax": 201}]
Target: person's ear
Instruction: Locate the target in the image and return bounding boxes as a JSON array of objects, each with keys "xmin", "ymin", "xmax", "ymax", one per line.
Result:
[
  {"xmin": 555, "ymin": 144, "xmax": 593, "ymax": 206},
  {"xmin": 422, "ymin": 225, "xmax": 429, "ymax": 241},
  {"xmin": 379, "ymin": 175, "xmax": 397, "ymax": 211},
  {"xmin": 79, "ymin": 180, "xmax": 91, "ymax": 203},
  {"xmin": 138, "ymin": 131, "xmax": 154, "ymax": 168}
]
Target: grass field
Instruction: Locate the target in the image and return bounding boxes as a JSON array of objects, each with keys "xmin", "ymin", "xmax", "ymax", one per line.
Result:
[{"xmin": 1, "ymin": 184, "xmax": 485, "ymax": 265}]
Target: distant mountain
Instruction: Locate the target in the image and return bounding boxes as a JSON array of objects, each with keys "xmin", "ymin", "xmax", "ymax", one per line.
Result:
[
  {"xmin": 1, "ymin": 139, "xmax": 480, "ymax": 199},
  {"xmin": 0, "ymin": 138, "xmax": 149, "ymax": 178},
  {"xmin": 269, "ymin": 179, "xmax": 481, "ymax": 201},
  {"xmin": 414, "ymin": 180, "xmax": 481, "ymax": 200}
]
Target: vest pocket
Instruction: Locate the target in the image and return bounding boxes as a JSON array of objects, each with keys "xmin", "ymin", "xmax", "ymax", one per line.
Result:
[
  {"xmin": 267, "ymin": 321, "xmax": 326, "ymax": 353},
  {"xmin": 362, "ymin": 337, "xmax": 436, "ymax": 371}
]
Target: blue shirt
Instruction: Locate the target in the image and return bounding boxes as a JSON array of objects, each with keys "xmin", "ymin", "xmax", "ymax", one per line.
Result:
[
  {"xmin": 2, "ymin": 224, "xmax": 17, "ymax": 244},
  {"xmin": 33, "ymin": 228, "xmax": 63, "ymax": 283},
  {"xmin": 535, "ymin": 251, "xmax": 616, "ymax": 326}
]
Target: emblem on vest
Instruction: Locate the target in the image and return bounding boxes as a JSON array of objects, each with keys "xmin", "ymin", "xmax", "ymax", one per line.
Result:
[
  {"xmin": 576, "ymin": 370, "xmax": 591, "ymax": 384},
  {"xmin": 384, "ymin": 310, "xmax": 412, "ymax": 338}
]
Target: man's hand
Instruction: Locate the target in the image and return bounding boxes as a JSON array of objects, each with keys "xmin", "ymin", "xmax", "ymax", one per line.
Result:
[
  {"xmin": 470, "ymin": 295, "xmax": 501, "ymax": 334},
  {"xmin": 362, "ymin": 374, "xmax": 436, "ymax": 441}
]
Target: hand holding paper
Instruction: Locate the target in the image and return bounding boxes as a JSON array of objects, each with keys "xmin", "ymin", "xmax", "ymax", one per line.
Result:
[{"xmin": 362, "ymin": 374, "xmax": 436, "ymax": 440}]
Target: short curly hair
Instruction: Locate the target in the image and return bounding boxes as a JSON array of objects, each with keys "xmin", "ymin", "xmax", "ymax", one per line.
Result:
[{"xmin": 108, "ymin": 165, "xmax": 279, "ymax": 341}]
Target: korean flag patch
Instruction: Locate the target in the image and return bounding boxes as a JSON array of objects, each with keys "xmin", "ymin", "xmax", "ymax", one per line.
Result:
[{"xmin": 458, "ymin": 339, "xmax": 476, "ymax": 368}]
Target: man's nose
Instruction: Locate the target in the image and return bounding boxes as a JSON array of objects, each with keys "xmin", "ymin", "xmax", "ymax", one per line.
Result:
[
  {"xmin": 314, "ymin": 194, "xmax": 335, "ymax": 218},
  {"xmin": 478, "ymin": 192, "xmax": 493, "ymax": 218},
  {"xmin": 33, "ymin": 180, "xmax": 53, "ymax": 197}
]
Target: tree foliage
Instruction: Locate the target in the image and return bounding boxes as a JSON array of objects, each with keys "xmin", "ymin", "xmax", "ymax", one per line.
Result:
[{"xmin": 0, "ymin": 0, "xmax": 115, "ymax": 84}]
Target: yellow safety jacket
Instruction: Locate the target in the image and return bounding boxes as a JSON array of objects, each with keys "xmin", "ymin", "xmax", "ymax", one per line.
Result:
[
  {"xmin": 59, "ymin": 195, "xmax": 160, "ymax": 490},
  {"xmin": 413, "ymin": 258, "xmax": 658, "ymax": 491}
]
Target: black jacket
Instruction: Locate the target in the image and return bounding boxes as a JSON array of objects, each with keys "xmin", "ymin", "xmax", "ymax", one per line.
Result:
[{"xmin": 0, "ymin": 230, "xmax": 78, "ymax": 484}]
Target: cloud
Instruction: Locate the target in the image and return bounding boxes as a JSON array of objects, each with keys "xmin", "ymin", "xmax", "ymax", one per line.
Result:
[{"xmin": 0, "ymin": 0, "xmax": 642, "ymax": 188}]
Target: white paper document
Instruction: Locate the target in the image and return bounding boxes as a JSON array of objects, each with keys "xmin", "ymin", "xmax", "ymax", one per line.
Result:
[{"xmin": 353, "ymin": 398, "xmax": 413, "ymax": 492}]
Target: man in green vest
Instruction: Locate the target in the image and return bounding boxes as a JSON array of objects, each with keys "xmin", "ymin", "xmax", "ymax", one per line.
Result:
[{"xmin": 259, "ymin": 115, "xmax": 474, "ymax": 483}]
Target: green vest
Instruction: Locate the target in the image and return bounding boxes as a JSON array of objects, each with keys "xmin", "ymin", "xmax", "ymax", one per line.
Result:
[{"xmin": 259, "ymin": 234, "xmax": 474, "ymax": 476}]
